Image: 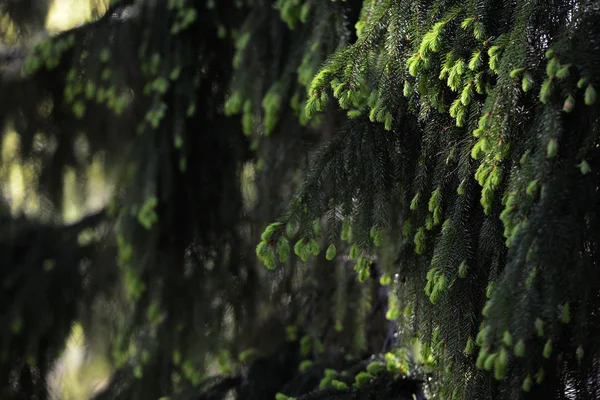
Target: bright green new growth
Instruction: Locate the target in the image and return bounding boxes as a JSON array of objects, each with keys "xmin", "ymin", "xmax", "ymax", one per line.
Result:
[
  {"xmin": 276, "ymin": 393, "xmax": 295, "ymax": 400},
  {"xmin": 253, "ymin": 0, "xmax": 600, "ymax": 398}
]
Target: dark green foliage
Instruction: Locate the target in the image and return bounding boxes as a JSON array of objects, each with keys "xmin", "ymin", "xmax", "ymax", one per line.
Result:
[
  {"xmin": 166, "ymin": 342, "xmax": 424, "ymax": 400},
  {"xmin": 1, "ymin": 1, "xmax": 417, "ymax": 398},
  {"xmin": 0, "ymin": 211, "xmax": 105, "ymax": 399},
  {"xmin": 255, "ymin": 0, "xmax": 600, "ymax": 399},
  {"xmin": 2, "ymin": 0, "xmax": 600, "ymax": 399},
  {"xmin": 0, "ymin": 0, "xmax": 256, "ymax": 397}
]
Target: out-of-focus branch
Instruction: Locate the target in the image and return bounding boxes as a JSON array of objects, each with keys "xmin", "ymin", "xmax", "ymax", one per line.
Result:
[{"xmin": 0, "ymin": 0, "xmax": 138, "ymax": 82}]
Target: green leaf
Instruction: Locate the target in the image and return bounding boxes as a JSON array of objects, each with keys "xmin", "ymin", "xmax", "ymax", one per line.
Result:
[
  {"xmin": 410, "ymin": 192, "xmax": 420, "ymax": 211},
  {"xmin": 286, "ymin": 325, "xmax": 298, "ymax": 342},
  {"xmin": 379, "ymin": 273, "xmax": 392, "ymax": 286},
  {"xmin": 100, "ymin": 48, "xmax": 110, "ymax": 62},
  {"xmin": 300, "ymin": 3, "xmax": 310, "ymax": 23},
  {"xmin": 536, "ymin": 368, "xmax": 545, "ymax": 384},
  {"xmin": 535, "ymin": 318, "xmax": 544, "ymax": 337},
  {"xmin": 481, "ymin": 300, "xmax": 493, "ymax": 317},
  {"xmin": 464, "ymin": 337, "xmax": 475, "ymax": 355},
  {"xmin": 577, "ymin": 345, "xmax": 584, "ymax": 359},
  {"xmin": 546, "ymin": 58, "xmax": 559, "ymax": 77},
  {"xmin": 471, "ymin": 140, "xmax": 484, "ymax": 159},
  {"xmin": 461, "ymin": 17, "xmax": 474, "ymax": 29},
  {"xmin": 540, "ymin": 79, "xmax": 552, "ymax": 104},
  {"xmin": 403, "ymin": 81, "xmax": 413, "ymax": 97},
  {"xmin": 224, "ymin": 91, "xmax": 243, "ymax": 116},
  {"xmin": 458, "ymin": 260, "xmax": 468, "ymax": 278},
  {"xmin": 72, "ymin": 101, "xmax": 86, "ymax": 119},
  {"xmin": 556, "ymin": 64, "xmax": 570, "ymax": 79},
  {"xmin": 353, "ymin": 372, "xmax": 373, "ymax": 388},
  {"xmin": 276, "ymin": 393, "xmax": 295, "ymax": 400},
  {"xmin": 585, "ymin": 84, "xmax": 597, "ymax": 105},
  {"xmin": 286, "ymin": 222, "xmax": 297, "ymax": 238},
  {"xmin": 486, "ymin": 282, "xmax": 495, "ymax": 298},
  {"xmin": 563, "ymin": 94, "xmax": 575, "ymax": 113},
  {"xmin": 366, "ymin": 361, "xmax": 385, "ymax": 375},
  {"xmin": 277, "ymin": 237, "xmax": 290, "ymax": 263},
  {"xmin": 577, "ymin": 77, "xmax": 589, "ymax": 89},
  {"xmin": 340, "ymin": 218, "xmax": 351, "ymax": 241},
  {"xmin": 428, "ymin": 188, "xmax": 442, "ymax": 212},
  {"xmin": 547, "ymin": 139, "xmax": 558, "ymax": 157},
  {"xmin": 543, "ymin": 339, "xmax": 552, "ymax": 358},
  {"xmin": 468, "ymin": 51, "xmax": 482, "ymax": 70},
  {"xmin": 578, "ymin": 160, "xmax": 591, "ymax": 175},
  {"xmin": 483, "ymin": 353, "xmax": 497, "ymax": 371},
  {"xmin": 307, "ymin": 238, "xmax": 319, "ymax": 255},
  {"xmin": 172, "ymin": 350, "xmax": 182, "ymax": 365},
  {"xmin": 385, "ymin": 306, "xmax": 399, "ymax": 321},
  {"xmin": 402, "ymin": 219, "xmax": 412, "ymax": 239},
  {"xmin": 261, "ymin": 222, "xmax": 282, "ymax": 241},
  {"xmin": 325, "ymin": 244, "xmax": 337, "ymax": 260},
  {"xmin": 174, "ymin": 135, "xmax": 183, "ymax": 149},
  {"xmin": 319, "ymin": 376, "xmax": 333, "ymax": 389},
  {"xmin": 522, "ymin": 72, "xmax": 534, "ymax": 92},
  {"xmin": 349, "ymin": 244, "xmax": 360, "ymax": 260},
  {"xmin": 299, "ymin": 360, "xmax": 313, "ymax": 373},
  {"xmin": 370, "ymin": 225, "xmax": 383, "ymax": 246},
  {"xmin": 457, "ymin": 180, "xmax": 466, "ymax": 195},
  {"xmin": 489, "ymin": 54, "xmax": 500, "ymax": 73},
  {"xmin": 324, "ymin": 369, "xmax": 338, "ymax": 378},
  {"xmin": 494, "ymin": 347, "xmax": 509, "ymax": 380},
  {"xmin": 331, "ymin": 379, "xmax": 348, "ymax": 390},
  {"xmin": 414, "ymin": 227, "xmax": 426, "ymax": 254},
  {"xmin": 522, "ymin": 375, "xmax": 532, "ymax": 392},
  {"xmin": 514, "ymin": 339, "xmax": 526, "ymax": 357},
  {"xmin": 85, "ymin": 82, "xmax": 96, "ymax": 99},
  {"xmin": 294, "ymin": 239, "xmax": 308, "ymax": 261},
  {"xmin": 526, "ymin": 180, "xmax": 539, "ymax": 197},
  {"xmin": 312, "ymin": 219, "xmax": 322, "ymax": 236},
  {"xmin": 510, "ymin": 68, "xmax": 525, "ymax": 78},
  {"xmin": 473, "ymin": 22, "xmax": 485, "ymax": 40},
  {"xmin": 186, "ymin": 103, "xmax": 196, "ymax": 117},
  {"xmin": 170, "ymin": 67, "xmax": 181, "ymax": 80},
  {"xmin": 239, "ymin": 348, "xmax": 259, "ymax": 363},
  {"xmin": 476, "ymin": 348, "xmax": 488, "ymax": 369},
  {"xmin": 153, "ymin": 77, "xmax": 169, "ymax": 94}
]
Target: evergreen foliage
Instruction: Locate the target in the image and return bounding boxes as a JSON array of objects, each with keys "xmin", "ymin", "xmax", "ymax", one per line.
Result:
[
  {"xmin": 0, "ymin": 0, "xmax": 599, "ymax": 399},
  {"xmin": 254, "ymin": 0, "xmax": 600, "ymax": 399}
]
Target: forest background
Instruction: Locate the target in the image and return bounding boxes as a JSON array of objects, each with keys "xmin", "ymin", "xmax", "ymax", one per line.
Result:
[{"xmin": 1, "ymin": 1, "xmax": 600, "ymax": 400}]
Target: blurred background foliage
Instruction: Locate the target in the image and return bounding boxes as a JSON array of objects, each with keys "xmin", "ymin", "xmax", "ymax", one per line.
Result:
[
  {"xmin": 0, "ymin": 0, "xmax": 408, "ymax": 397},
  {"xmin": 2, "ymin": 0, "xmax": 599, "ymax": 399},
  {"xmin": 2, "ymin": 2, "xmax": 112, "ymax": 398}
]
